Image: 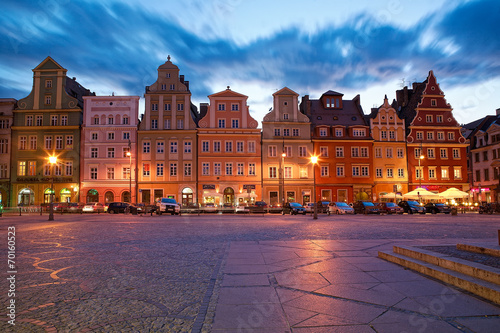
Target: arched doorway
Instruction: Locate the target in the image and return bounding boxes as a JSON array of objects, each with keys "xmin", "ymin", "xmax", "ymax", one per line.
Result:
[
  {"xmin": 182, "ymin": 187, "xmax": 193, "ymax": 207},
  {"xmin": 44, "ymin": 188, "xmax": 55, "ymax": 204},
  {"xmin": 18, "ymin": 188, "xmax": 34, "ymax": 206},
  {"xmin": 223, "ymin": 187, "xmax": 234, "ymax": 205},
  {"xmin": 86, "ymin": 189, "xmax": 99, "ymax": 203},
  {"xmin": 121, "ymin": 191, "xmax": 130, "ymax": 203},
  {"xmin": 105, "ymin": 191, "xmax": 114, "ymax": 203},
  {"xmin": 355, "ymin": 191, "xmax": 369, "ymax": 201},
  {"xmin": 60, "ymin": 188, "xmax": 72, "ymax": 203}
]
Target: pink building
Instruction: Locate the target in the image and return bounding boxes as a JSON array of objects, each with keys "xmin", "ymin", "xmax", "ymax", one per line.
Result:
[{"xmin": 80, "ymin": 96, "xmax": 139, "ymax": 204}]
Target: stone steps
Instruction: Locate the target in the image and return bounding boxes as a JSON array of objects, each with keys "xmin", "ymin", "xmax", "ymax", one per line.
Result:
[{"xmin": 378, "ymin": 245, "xmax": 500, "ymax": 305}]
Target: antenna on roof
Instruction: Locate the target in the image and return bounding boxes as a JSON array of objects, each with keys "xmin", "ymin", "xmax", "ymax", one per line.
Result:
[{"xmin": 399, "ymin": 78, "xmax": 406, "ymax": 88}]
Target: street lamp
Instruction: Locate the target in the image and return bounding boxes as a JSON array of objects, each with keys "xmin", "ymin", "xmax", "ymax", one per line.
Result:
[
  {"xmin": 281, "ymin": 152, "xmax": 286, "ymax": 208},
  {"xmin": 311, "ymin": 155, "xmax": 318, "ymax": 219},
  {"xmin": 417, "ymin": 154, "xmax": 424, "ymax": 204},
  {"xmin": 126, "ymin": 151, "xmax": 132, "ymax": 203},
  {"xmin": 48, "ymin": 156, "xmax": 57, "ymax": 221}
]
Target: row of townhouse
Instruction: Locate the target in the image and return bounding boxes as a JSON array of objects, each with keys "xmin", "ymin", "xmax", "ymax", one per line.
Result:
[{"xmin": 2, "ymin": 56, "xmax": 495, "ymax": 207}]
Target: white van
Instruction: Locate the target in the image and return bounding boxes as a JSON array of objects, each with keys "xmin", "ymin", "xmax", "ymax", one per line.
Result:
[{"xmin": 156, "ymin": 198, "xmax": 180, "ymax": 215}]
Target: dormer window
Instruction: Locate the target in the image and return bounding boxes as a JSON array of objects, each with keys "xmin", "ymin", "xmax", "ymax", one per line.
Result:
[
  {"xmin": 166, "ymin": 73, "xmax": 171, "ymax": 78},
  {"xmin": 45, "ymin": 80, "xmax": 52, "ymax": 88},
  {"xmin": 169, "ymin": 84, "xmax": 175, "ymax": 90},
  {"xmin": 353, "ymin": 129, "xmax": 365, "ymax": 137},
  {"xmin": 319, "ymin": 128, "xmax": 328, "ymax": 137}
]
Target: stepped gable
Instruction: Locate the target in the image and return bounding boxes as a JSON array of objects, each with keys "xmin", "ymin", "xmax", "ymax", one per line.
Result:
[{"xmin": 395, "ymin": 80, "xmax": 427, "ymax": 135}]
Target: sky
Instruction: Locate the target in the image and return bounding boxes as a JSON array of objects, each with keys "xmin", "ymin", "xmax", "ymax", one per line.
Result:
[{"xmin": 1, "ymin": 0, "xmax": 499, "ymax": 126}]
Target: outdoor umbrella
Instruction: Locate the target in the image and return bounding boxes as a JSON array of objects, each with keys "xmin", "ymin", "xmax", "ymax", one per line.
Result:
[
  {"xmin": 438, "ymin": 187, "xmax": 469, "ymax": 199},
  {"xmin": 403, "ymin": 188, "xmax": 440, "ymax": 200},
  {"xmin": 380, "ymin": 192, "xmax": 403, "ymax": 199}
]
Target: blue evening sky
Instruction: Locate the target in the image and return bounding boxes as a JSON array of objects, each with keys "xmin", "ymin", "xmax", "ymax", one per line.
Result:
[{"xmin": 1, "ymin": 0, "xmax": 499, "ymax": 125}]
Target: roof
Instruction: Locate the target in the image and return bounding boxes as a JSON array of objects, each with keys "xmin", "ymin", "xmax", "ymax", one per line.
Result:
[
  {"xmin": 158, "ymin": 55, "xmax": 179, "ymax": 70},
  {"xmin": 305, "ymin": 93, "xmax": 367, "ymax": 127}
]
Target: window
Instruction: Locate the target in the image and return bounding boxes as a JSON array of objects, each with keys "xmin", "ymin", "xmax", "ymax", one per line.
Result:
[
  {"xmin": 92, "ymin": 133, "xmax": 98, "ymax": 141},
  {"xmin": 51, "ymin": 115, "xmax": 58, "ymax": 126},
  {"xmin": 352, "ymin": 166, "xmax": 360, "ymax": 177},
  {"xmin": 426, "ymin": 115, "xmax": 433, "ymax": 123},
  {"xmin": 0, "ymin": 164, "xmax": 7, "ymax": 178},
  {"xmin": 283, "ymin": 128, "xmax": 290, "ymax": 136},
  {"xmin": 440, "ymin": 148, "xmax": 448, "ymax": 159},
  {"xmin": 269, "ymin": 166, "xmax": 277, "ymax": 178},
  {"xmin": 361, "ymin": 147, "xmax": 369, "ymax": 157},
  {"xmin": 436, "ymin": 115, "xmax": 443, "ymax": 123},
  {"xmin": 123, "ymin": 116, "xmax": 129, "ymax": 125},
  {"xmin": 427, "ymin": 148, "xmax": 435, "ymax": 159},
  {"xmin": 45, "ymin": 79, "xmax": 52, "ymax": 88},
  {"xmin": 169, "ymin": 163, "xmax": 177, "ymax": 176},
  {"xmin": 123, "ymin": 147, "xmax": 130, "ymax": 158},
  {"xmin": 170, "ymin": 141, "xmax": 178, "ymax": 154},
  {"xmin": 0, "ymin": 120, "xmax": 9, "ymax": 129},
  {"xmin": 151, "ymin": 103, "xmax": 158, "ymax": 111},
  {"xmin": 214, "ymin": 163, "xmax": 221, "ymax": 176},
  {"xmin": 336, "ymin": 147, "xmax": 344, "ymax": 157},
  {"xmin": 61, "ymin": 115, "xmax": 68, "ymax": 126},
  {"xmin": 381, "ymin": 131, "xmax": 387, "ymax": 139},
  {"xmin": 184, "ymin": 141, "xmax": 192, "ymax": 153},
  {"xmin": 44, "ymin": 164, "xmax": 50, "ymax": 176},
  {"xmin": 28, "ymin": 161, "xmax": 36, "ymax": 176},
  {"xmin": 299, "ymin": 146, "xmax": 307, "ymax": 157},
  {"xmin": 218, "ymin": 119, "xmax": 225, "ymax": 128},
  {"xmin": 437, "ymin": 132, "xmax": 444, "ymax": 140},
  {"xmin": 29, "ymin": 136, "xmax": 37, "ymax": 150},
  {"xmin": 161, "ymin": 84, "xmax": 166, "ymax": 90},
  {"xmin": 415, "ymin": 148, "xmax": 422, "ymax": 159},
  {"xmin": 427, "ymin": 132, "xmax": 434, "ymax": 140},
  {"xmin": 320, "ymin": 146, "xmax": 328, "ymax": 157},
  {"xmin": 177, "ymin": 119, "xmax": 183, "ymax": 129},
  {"xmin": 225, "ymin": 163, "xmax": 233, "ymax": 175},
  {"xmin": 300, "ymin": 166, "xmax": 308, "ymax": 178},
  {"xmin": 448, "ymin": 132, "xmax": 455, "ymax": 141},
  {"xmin": 143, "ymin": 141, "xmax": 150, "ymax": 153},
  {"xmin": 389, "ymin": 131, "xmax": 395, "ymax": 139},
  {"xmin": 452, "ymin": 148, "xmax": 460, "ymax": 159},
  {"xmin": 170, "ymin": 84, "xmax": 175, "ymax": 90},
  {"xmin": 361, "ymin": 166, "xmax": 369, "ymax": 176},
  {"xmin": 375, "ymin": 147, "xmax": 382, "ymax": 158},
  {"xmin": 398, "ymin": 168, "xmax": 404, "ymax": 178},
  {"xmin": 225, "ymin": 141, "xmax": 232, "ymax": 152},
  {"xmin": 236, "ymin": 141, "xmax": 244, "ymax": 152},
  {"xmin": 416, "ymin": 167, "xmax": 423, "ymax": 180},
  {"xmin": 165, "ymin": 103, "xmax": 171, "ymax": 111},
  {"xmin": 484, "ymin": 169, "xmax": 490, "ymax": 181},
  {"xmin": 143, "ymin": 163, "xmax": 150, "ymax": 177},
  {"xmin": 165, "ymin": 119, "xmax": 172, "ymax": 129},
  {"xmin": 428, "ymin": 168, "xmax": 436, "ymax": 179},
  {"xmin": 184, "ymin": 163, "xmax": 192, "ymax": 177},
  {"xmin": 351, "ymin": 147, "xmax": 359, "ymax": 157},
  {"xmin": 0, "ymin": 139, "xmax": 8, "ymax": 154},
  {"xmin": 387, "ymin": 168, "xmax": 394, "ymax": 178},
  {"xmin": 248, "ymin": 141, "xmax": 255, "ymax": 153},
  {"xmin": 202, "ymin": 141, "xmax": 209, "ymax": 152},
  {"xmin": 91, "ymin": 148, "xmax": 98, "ymax": 158},
  {"xmin": 268, "ymin": 145, "xmax": 277, "ymax": 157},
  {"xmin": 319, "ymin": 128, "xmax": 328, "ymax": 136},
  {"xmin": 274, "ymin": 128, "xmax": 281, "ymax": 136},
  {"xmin": 397, "ymin": 148, "xmax": 404, "ymax": 158},
  {"xmin": 66, "ymin": 136, "xmax": 73, "ymax": 149},
  {"xmin": 157, "ymin": 141, "xmax": 164, "ymax": 153},
  {"xmin": 45, "ymin": 95, "xmax": 51, "ymax": 105},
  {"xmin": 385, "ymin": 148, "xmax": 393, "ymax": 158},
  {"xmin": 93, "ymin": 116, "xmax": 99, "ymax": 125},
  {"xmin": 454, "ymin": 167, "xmax": 462, "ymax": 180},
  {"xmin": 213, "ymin": 141, "xmax": 221, "ymax": 152},
  {"xmin": 56, "ymin": 136, "xmax": 63, "ymax": 149},
  {"xmin": 335, "ymin": 128, "xmax": 343, "ymax": 137},
  {"xmin": 483, "ymin": 151, "xmax": 488, "ymax": 161},
  {"xmin": 231, "ymin": 104, "xmax": 239, "ymax": 111},
  {"xmin": 90, "ymin": 167, "xmax": 97, "ymax": 180},
  {"xmin": 416, "ymin": 132, "xmax": 423, "ymax": 140},
  {"xmin": 151, "ymin": 119, "xmax": 158, "ymax": 129},
  {"xmin": 107, "ymin": 147, "xmax": 115, "ymax": 158},
  {"xmin": 36, "ymin": 115, "xmax": 42, "ymax": 126},
  {"xmin": 107, "ymin": 167, "xmax": 115, "ymax": 180},
  {"xmin": 283, "ymin": 113, "xmax": 289, "ymax": 120},
  {"xmin": 18, "ymin": 161, "xmax": 26, "ymax": 176},
  {"xmin": 248, "ymin": 163, "xmax": 256, "ymax": 176},
  {"xmin": 442, "ymin": 167, "xmax": 449, "ymax": 179},
  {"xmin": 108, "ymin": 132, "xmax": 115, "ymax": 140},
  {"xmin": 431, "ymin": 99, "xmax": 437, "ymax": 107},
  {"xmin": 108, "ymin": 117, "xmax": 114, "ymax": 125},
  {"xmin": 44, "ymin": 136, "xmax": 52, "ymax": 149},
  {"xmin": 292, "ymin": 128, "xmax": 299, "ymax": 136},
  {"xmin": 218, "ymin": 103, "xmax": 225, "ymax": 111},
  {"xmin": 232, "ymin": 119, "xmax": 239, "ymax": 128},
  {"xmin": 320, "ymin": 166, "xmax": 329, "ymax": 177},
  {"xmin": 376, "ymin": 168, "xmax": 382, "ymax": 178},
  {"xmin": 26, "ymin": 115, "xmax": 33, "ymax": 126},
  {"xmin": 353, "ymin": 129, "xmax": 365, "ymax": 137},
  {"xmin": 336, "ymin": 165, "xmax": 344, "ymax": 177},
  {"xmin": 202, "ymin": 163, "xmax": 210, "ymax": 176},
  {"xmin": 237, "ymin": 163, "xmax": 244, "ymax": 176},
  {"xmin": 284, "ymin": 146, "xmax": 292, "ymax": 157}
]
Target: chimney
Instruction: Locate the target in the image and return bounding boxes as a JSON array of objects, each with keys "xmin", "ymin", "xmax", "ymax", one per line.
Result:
[{"xmin": 496, "ymin": 108, "xmax": 500, "ymax": 115}]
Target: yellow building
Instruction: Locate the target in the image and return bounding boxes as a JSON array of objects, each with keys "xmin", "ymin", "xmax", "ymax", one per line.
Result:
[{"xmin": 369, "ymin": 96, "xmax": 408, "ymax": 200}]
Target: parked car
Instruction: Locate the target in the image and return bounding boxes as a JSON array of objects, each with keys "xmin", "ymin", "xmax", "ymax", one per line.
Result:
[
  {"xmin": 378, "ymin": 202, "xmax": 404, "ymax": 214},
  {"xmin": 54, "ymin": 202, "xmax": 71, "ymax": 212},
  {"xmin": 82, "ymin": 202, "xmax": 104, "ymax": 213},
  {"xmin": 282, "ymin": 202, "xmax": 307, "ymax": 215},
  {"xmin": 316, "ymin": 201, "xmax": 330, "ymax": 213},
  {"xmin": 305, "ymin": 202, "xmax": 315, "ymax": 213},
  {"xmin": 156, "ymin": 198, "xmax": 180, "ymax": 215},
  {"xmin": 67, "ymin": 202, "xmax": 84, "ymax": 213},
  {"xmin": 328, "ymin": 202, "xmax": 354, "ymax": 215},
  {"xmin": 235, "ymin": 203, "xmax": 250, "ymax": 214},
  {"xmin": 353, "ymin": 201, "xmax": 380, "ymax": 214},
  {"xmin": 398, "ymin": 200, "xmax": 426, "ymax": 214},
  {"xmin": 424, "ymin": 203, "xmax": 452, "ymax": 214},
  {"xmin": 203, "ymin": 203, "xmax": 218, "ymax": 213},
  {"xmin": 107, "ymin": 202, "xmax": 139, "ymax": 214},
  {"xmin": 250, "ymin": 201, "xmax": 268, "ymax": 213},
  {"xmin": 221, "ymin": 203, "xmax": 235, "ymax": 213},
  {"xmin": 136, "ymin": 203, "xmax": 157, "ymax": 214}
]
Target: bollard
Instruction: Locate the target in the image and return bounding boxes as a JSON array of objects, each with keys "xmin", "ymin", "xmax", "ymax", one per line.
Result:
[{"xmin": 19, "ymin": 207, "xmax": 21, "ymax": 216}]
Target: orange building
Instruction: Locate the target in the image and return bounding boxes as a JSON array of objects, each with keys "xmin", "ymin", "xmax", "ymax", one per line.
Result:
[
  {"xmin": 300, "ymin": 91, "xmax": 374, "ymax": 203},
  {"xmin": 197, "ymin": 87, "xmax": 261, "ymax": 206}
]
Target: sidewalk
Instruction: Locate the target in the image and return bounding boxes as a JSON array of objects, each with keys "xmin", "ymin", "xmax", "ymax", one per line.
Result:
[{"xmin": 210, "ymin": 239, "xmax": 500, "ymax": 332}]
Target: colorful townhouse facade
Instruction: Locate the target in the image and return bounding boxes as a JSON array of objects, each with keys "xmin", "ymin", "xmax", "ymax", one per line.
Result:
[
  {"xmin": 137, "ymin": 57, "xmax": 199, "ymax": 206},
  {"xmin": 300, "ymin": 91, "xmax": 374, "ymax": 203},
  {"xmin": 197, "ymin": 87, "xmax": 261, "ymax": 206},
  {"xmin": 395, "ymin": 71, "xmax": 468, "ymax": 194},
  {"xmin": 0, "ymin": 98, "xmax": 15, "ymax": 205},
  {"xmin": 10, "ymin": 57, "xmax": 94, "ymax": 206},
  {"xmin": 261, "ymin": 87, "xmax": 314, "ymax": 206},
  {"xmin": 80, "ymin": 95, "xmax": 140, "ymax": 204},
  {"xmin": 369, "ymin": 96, "xmax": 408, "ymax": 200}
]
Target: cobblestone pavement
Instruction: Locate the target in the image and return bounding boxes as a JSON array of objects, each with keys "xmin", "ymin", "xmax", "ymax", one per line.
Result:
[{"xmin": 0, "ymin": 213, "xmax": 499, "ymax": 332}]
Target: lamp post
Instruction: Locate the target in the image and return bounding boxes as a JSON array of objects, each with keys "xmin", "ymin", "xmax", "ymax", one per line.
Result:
[
  {"xmin": 418, "ymin": 154, "xmax": 424, "ymax": 189},
  {"xmin": 48, "ymin": 156, "xmax": 57, "ymax": 221},
  {"xmin": 281, "ymin": 152, "xmax": 286, "ymax": 208},
  {"xmin": 126, "ymin": 151, "xmax": 132, "ymax": 203},
  {"xmin": 311, "ymin": 155, "xmax": 318, "ymax": 219}
]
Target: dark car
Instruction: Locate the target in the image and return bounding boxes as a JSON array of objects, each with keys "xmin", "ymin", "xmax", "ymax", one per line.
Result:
[
  {"xmin": 353, "ymin": 201, "xmax": 380, "ymax": 214},
  {"xmin": 67, "ymin": 202, "xmax": 84, "ymax": 213},
  {"xmin": 378, "ymin": 202, "xmax": 404, "ymax": 214},
  {"xmin": 282, "ymin": 202, "xmax": 307, "ymax": 215},
  {"xmin": 250, "ymin": 201, "xmax": 268, "ymax": 213},
  {"xmin": 398, "ymin": 200, "xmax": 426, "ymax": 214},
  {"xmin": 316, "ymin": 201, "xmax": 330, "ymax": 214},
  {"xmin": 424, "ymin": 203, "xmax": 452, "ymax": 214},
  {"xmin": 107, "ymin": 202, "xmax": 139, "ymax": 214}
]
